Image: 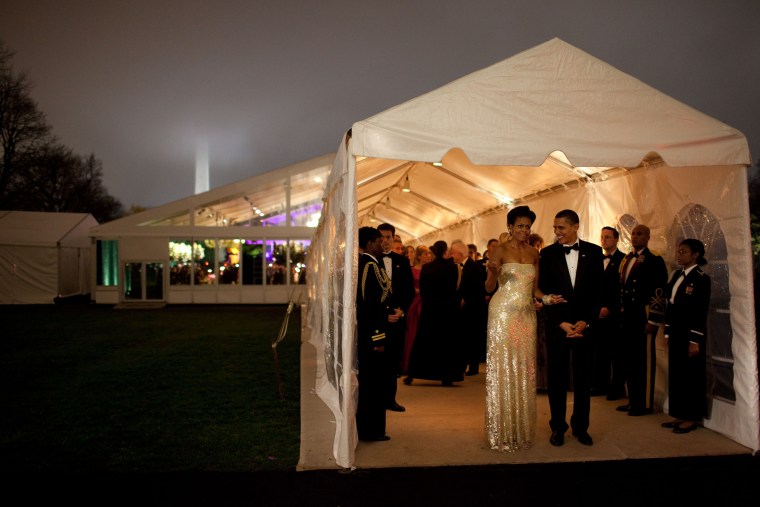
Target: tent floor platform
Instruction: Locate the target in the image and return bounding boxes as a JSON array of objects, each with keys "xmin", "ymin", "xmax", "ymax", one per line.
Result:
[{"xmin": 298, "ymin": 340, "xmax": 752, "ymax": 471}]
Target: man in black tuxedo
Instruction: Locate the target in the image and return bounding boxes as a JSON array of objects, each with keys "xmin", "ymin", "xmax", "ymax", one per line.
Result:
[
  {"xmin": 617, "ymin": 224, "xmax": 667, "ymax": 416},
  {"xmin": 593, "ymin": 226, "xmax": 626, "ymax": 399},
  {"xmin": 538, "ymin": 209, "xmax": 604, "ymax": 447},
  {"xmin": 356, "ymin": 226, "xmax": 392, "ymax": 441},
  {"xmin": 450, "ymin": 241, "xmax": 487, "ymax": 376},
  {"xmin": 377, "ymin": 223, "xmax": 415, "ymax": 412}
]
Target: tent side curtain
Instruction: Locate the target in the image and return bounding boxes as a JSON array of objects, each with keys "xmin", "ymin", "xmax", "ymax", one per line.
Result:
[{"xmin": 307, "ymin": 134, "xmax": 358, "ymax": 468}]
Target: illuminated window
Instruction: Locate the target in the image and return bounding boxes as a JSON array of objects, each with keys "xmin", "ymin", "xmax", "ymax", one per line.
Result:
[
  {"xmin": 96, "ymin": 240, "xmax": 118, "ymax": 286},
  {"xmin": 194, "ymin": 239, "xmax": 216, "ymax": 285},
  {"xmin": 217, "ymin": 239, "xmax": 241, "ymax": 285}
]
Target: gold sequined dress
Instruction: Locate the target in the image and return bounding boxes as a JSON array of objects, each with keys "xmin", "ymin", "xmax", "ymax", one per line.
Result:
[{"xmin": 486, "ymin": 263, "xmax": 537, "ymax": 451}]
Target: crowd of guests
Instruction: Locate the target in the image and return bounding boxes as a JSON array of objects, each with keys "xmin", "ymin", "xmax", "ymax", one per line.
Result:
[{"xmin": 355, "ymin": 214, "xmax": 710, "ymax": 447}]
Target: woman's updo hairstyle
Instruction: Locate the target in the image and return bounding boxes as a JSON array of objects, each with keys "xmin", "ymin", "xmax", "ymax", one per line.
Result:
[
  {"xmin": 507, "ymin": 205, "xmax": 536, "ymax": 226},
  {"xmin": 430, "ymin": 240, "xmax": 448, "ymax": 260},
  {"xmin": 680, "ymin": 238, "xmax": 708, "ymax": 266}
]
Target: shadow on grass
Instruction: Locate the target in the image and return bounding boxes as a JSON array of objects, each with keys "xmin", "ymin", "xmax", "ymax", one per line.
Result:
[{"xmin": 0, "ymin": 304, "xmax": 300, "ymax": 472}]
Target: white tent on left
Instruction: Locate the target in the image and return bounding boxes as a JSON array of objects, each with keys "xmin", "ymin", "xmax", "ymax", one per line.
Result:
[{"xmin": 0, "ymin": 211, "xmax": 98, "ymax": 304}]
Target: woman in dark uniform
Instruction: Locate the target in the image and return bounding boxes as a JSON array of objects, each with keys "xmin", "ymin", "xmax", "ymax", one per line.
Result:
[{"xmin": 661, "ymin": 239, "xmax": 711, "ymax": 434}]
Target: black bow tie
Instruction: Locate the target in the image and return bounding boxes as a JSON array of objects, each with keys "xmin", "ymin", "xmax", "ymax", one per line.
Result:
[
  {"xmin": 628, "ymin": 252, "xmax": 639, "ymax": 258},
  {"xmin": 604, "ymin": 254, "xmax": 612, "ymax": 259},
  {"xmin": 564, "ymin": 243, "xmax": 579, "ymax": 254}
]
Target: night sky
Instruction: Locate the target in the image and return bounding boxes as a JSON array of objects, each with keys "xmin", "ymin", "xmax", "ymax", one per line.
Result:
[{"xmin": 2, "ymin": 0, "xmax": 758, "ymax": 209}]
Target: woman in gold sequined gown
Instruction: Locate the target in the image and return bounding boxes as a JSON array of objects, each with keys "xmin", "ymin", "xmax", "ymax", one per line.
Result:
[{"xmin": 485, "ymin": 206, "xmax": 562, "ymax": 451}]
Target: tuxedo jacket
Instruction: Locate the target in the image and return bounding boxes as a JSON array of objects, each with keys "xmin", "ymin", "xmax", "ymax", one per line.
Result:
[
  {"xmin": 356, "ymin": 253, "xmax": 391, "ymax": 355},
  {"xmin": 381, "ymin": 251, "xmax": 415, "ymax": 313},
  {"xmin": 664, "ymin": 266, "xmax": 711, "ymax": 347},
  {"xmin": 619, "ymin": 247, "xmax": 668, "ymax": 325},
  {"xmin": 538, "ymin": 240, "xmax": 604, "ymax": 330},
  {"xmin": 458, "ymin": 257, "xmax": 487, "ymax": 310},
  {"xmin": 601, "ymin": 249, "xmax": 626, "ymax": 315}
]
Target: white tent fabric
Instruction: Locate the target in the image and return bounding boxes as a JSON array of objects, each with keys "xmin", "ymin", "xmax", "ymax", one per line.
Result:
[
  {"xmin": 0, "ymin": 211, "xmax": 98, "ymax": 304},
  {"xmin": 308, "ymin": 39, "xmax": 757, "ymax": 469}
]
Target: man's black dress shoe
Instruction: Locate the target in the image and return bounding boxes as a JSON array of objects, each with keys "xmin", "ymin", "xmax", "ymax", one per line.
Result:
[
  {"xmin": 673, "ymin": 423, "xmax": 699, "ymax": 434},
  {"xmin": 441, "ymin": 380, "xmax": 453, "ymax": 387},
  {"xmin": 387, "ymin": 403, "xmax": 406, "ymax": 412},
  {"xmin": 616, "ymin": 404, "xmax": 631, "ymax": 412},
  {"xmin": 549, "ymin": 431, "xmax": 565, "ymax": 446},
  {"xmin": 403, "ymin": 377, "xmax": 413, "ymax": 385},
  {"xmin": 359, "ymin": 435, "xmax": 391, "ymax": 442},
  {"xmin": 661, "ymin": 421, "xmax": 682, "ymax": 429},
  {"xmin": 573, "ymin": 432, "xmax": 593, "ymax": 446}
]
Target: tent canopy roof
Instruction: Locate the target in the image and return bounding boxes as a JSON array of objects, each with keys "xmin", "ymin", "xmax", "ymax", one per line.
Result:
[
  {"xmin": 92, "ymin": 154, "xmax": 334, "ymax": 235},
  {"xmin": 0, "ymin": 211, "xmax": 98, "ymax": 247},
  {"xmin": 351, "ymin": 38, "xmax": 750, "ymax": 241}
]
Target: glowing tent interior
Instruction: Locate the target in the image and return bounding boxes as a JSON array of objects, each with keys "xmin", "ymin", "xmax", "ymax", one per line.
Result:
[{"xmin": 306, "ymin": 38, "xmax": 757, "ymax": 468}]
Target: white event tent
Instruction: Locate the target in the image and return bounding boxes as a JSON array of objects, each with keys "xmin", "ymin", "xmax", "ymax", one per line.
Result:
[
  {"xmin": 306, "ymin": 38, "xmax": 757, "ymax": 468},
  {"xmin": 89, "ymin": 154, "xmax": 333, "ymax": 305},
  {"xmin": 0, "ymin": 211, "xmax": 98, "ymax": 304}
]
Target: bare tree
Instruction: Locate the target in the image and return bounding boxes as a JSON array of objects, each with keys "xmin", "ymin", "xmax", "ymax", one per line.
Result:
[
  {"xmin": 16, "ymin": 145, "xmax": 124, "ymax": 222},
  {"xmin": 0, "ymin": 42, "xmax": 52, "ymax": 207}
]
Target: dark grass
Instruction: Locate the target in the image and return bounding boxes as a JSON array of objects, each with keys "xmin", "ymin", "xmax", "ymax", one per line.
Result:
[
  {"xmin": 3, "ymin": 304, "xmax": 758, "ymax": 505},
  {"xmin": 0, "ymin": 304, "xmax": 301, "ymax": 472}
]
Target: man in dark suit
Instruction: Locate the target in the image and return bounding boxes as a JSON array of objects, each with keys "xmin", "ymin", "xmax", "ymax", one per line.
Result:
[
  {"xmin": 538, "ymin": 209, "xmax": 604, "ymax": 447},
  {"xmin": 356, "ymin": 226, "xmax": 392, "ymax": 441},
  {"xmin": 617, "ymin": 224, "xmax": 667, "ymax": 416},
  {"xmin": 450, "ymin": 241, "xmax": 487, "ymax": 376},
  {"xmin": 593, "ymin": 226, "xmax": 626, "ymax": 399},
  {"xmin": 377, "ymin": 223, "xmax": 415, "ymax": 412}
]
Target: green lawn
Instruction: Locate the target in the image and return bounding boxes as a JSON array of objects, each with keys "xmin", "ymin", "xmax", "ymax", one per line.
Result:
[{"xmin": 0, "ymin": 304, "xmax": 301, "ymax": 472}]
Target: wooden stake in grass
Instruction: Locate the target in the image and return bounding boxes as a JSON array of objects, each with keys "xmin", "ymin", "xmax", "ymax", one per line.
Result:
[{"xmin": 272, "ymin": 299, "xmax": 295, "ymax": 399}]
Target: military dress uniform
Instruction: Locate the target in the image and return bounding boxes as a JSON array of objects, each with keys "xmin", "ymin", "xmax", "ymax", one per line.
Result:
[
  {"xmin": 664, "ymin": 265, "xmax": 711, "ymax": 422},
  {"xmin": 356, "ymin": 253, "xmax": 392, "ymax": 440},
  {"xmin": 619, "ymin": 247, "xmax": 667, "ymax": 415}
]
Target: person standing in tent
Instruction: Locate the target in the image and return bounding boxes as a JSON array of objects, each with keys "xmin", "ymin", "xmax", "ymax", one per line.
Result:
[
  {"xmin": 401, "ymin": 245, "xmax": 432, "ymax": 375},
  {"xmin": 485, "ymin": 206, "xmax": 560, "ymax": 451},
  {"xmin": 616, "ymin": 224, "xmax": 667, "ymax": 417},
  {"xmin": 377, "ymin": 223, "xmax": 414, "ymax": 412},
  {"xmin": 450, "ymin": 241, "xmax": 487, "ymax": 377},
  {"xmin": 405, "ymin": 240, "xmax": 462, "ymax": 386},
  {"xmin": 597, "ymin": 227, "xmax": 626, "ymax": 400},
  {"xmin": 527, "ymin": 233, "xmax": 549, "ymax": 392},
  {"xmin": 661, "ymin": 239, "xmax": 711, "ymax": 434},
  {"xmin": 538, "ymin": 209, "xmax": 604, "ymax": 447},
  {"xmin": 356, "ymin": 226, "xmax": 392, "ymax": 441}
]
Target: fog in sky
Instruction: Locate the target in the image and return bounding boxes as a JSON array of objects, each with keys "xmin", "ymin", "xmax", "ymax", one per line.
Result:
[{"xmin": 2, "ymin": 0, "xmax": 758, "ymax": 208}]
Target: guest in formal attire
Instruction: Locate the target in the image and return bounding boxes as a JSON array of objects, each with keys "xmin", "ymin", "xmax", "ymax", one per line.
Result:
[
  {"xmin": 485, "ymin": 206, "xmax": 559, "ymax": 451},
  {"xmin": 661, "ymin": 239, "xmax": 711, "ymax": 434},
  {"xmin": 451, "ymin": 241, "xmax": 487, "ymax": 376},
  {"xmin": 538, "ymin": 209, "xmax": 604, "ymax": 447},
  {"xmin": 479, "ymin": 238, "xmax": 499, "ymax": 307},
  {"xmin": 401, "ymin": 245, "xmax": 432, "ymax": 374},
  {"xmin": 377, "ymin": 223, "xmax": 415, "ymax": 412},
  {"xmin": 405, "ymin": 240, "xmax": 463, "ymax": 386},
  {"xmin": 527, "ymin": 233, "xmax": 548, "ymax": 392},
  {"xmin": 593, "ymin": 226, "xmax": 626, "ymax": 398},
  {"xmin": 467, "ymin": 243, "xmax": 479, "ymax": 261},
  {"xmin": 617, "ymin": 224, "xmax": 667, "ymax": 416},
  {"xmin": 405, "ymin": 245, "xmax": 416, "ymax": 266},
  {"xmin": 356, "ymin": 226, "xmax": 392, "ymax": 441}
]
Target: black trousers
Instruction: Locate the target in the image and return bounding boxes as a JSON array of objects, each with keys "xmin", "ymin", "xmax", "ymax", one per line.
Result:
[
  {"xmin": 384, "ymin": 320, "xmax": 405, "ymax": 406},
  {"xmin": 546, "ymin": 330, "xmax": 592, "ymax": 434},
  {"xmin": 357, "ymin": 349, "xmax": 386, "ymax": 439},
  {"xmin": 622, "ymin": 318, "xmax": 656, "ymax": 412}
]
